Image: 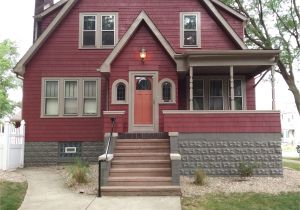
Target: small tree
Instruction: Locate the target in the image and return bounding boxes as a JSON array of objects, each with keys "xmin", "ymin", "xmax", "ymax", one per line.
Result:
[
  {"xmin": 0, "ymin": 39, "xmax": 20, "ymax": 118},
  {"xmin": 222, "ymin": 0, "xmax": 300, "ymax": 115}
]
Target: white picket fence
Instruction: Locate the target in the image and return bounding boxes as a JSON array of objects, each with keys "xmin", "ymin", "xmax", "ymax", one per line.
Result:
[{"xmin": 0, "ymin": 120, "xmax": 25, "ymax": 170}]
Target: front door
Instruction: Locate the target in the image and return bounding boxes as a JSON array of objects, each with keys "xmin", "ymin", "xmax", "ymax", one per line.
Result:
[
  {"xmin": 128, "ymin": 71, "xmax": 158, "ymax": 132},
  {"xmin": 134, "ymin": 76, "xmax": 153, "ymax": 124}
]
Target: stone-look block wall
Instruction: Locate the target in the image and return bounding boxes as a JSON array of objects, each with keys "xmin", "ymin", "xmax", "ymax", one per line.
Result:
[
  {"xmin": 178, "ymin": 133, "xmax": 282, "ymax": 176},
  {"xmin": 24, "ymin": 141, "xmax": 104, "ymax": 166}
]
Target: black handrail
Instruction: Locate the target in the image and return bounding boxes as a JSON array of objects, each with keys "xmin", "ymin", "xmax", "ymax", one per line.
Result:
[{"xmin": 98, "ymin": 117, "xmax": 116, "ymax": 197}]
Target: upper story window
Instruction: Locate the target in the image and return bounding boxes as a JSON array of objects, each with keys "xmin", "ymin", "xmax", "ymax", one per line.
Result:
[
  {"xmin": 42, "ymin": 78, "xmax": 100, "ymax": 117},
  {"xmin": 79, "ymin": 13, "xmax": 118, "ymax": 49},
  {"xmin": 180, "ymin": 12, "xmax": 200, "ymax": 48}
]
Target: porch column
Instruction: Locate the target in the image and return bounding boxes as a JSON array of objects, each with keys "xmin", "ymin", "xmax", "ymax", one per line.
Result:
[
  {"xmin": 230, "ymin": 66, "xmax": 235, "ymax": 110},
  {"xmin": 189, "ymin": 66, "xmax": 193, "ymax": 110},
  {"xmin": 271, "ymin": 65, "xmax": 276, "ymax": 110}
]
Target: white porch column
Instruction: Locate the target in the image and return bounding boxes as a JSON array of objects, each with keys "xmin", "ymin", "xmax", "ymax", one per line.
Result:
[
  {"xmin": 230, "ymin": 66, "xmax": 235, "ymax": 110},
  {"xmin": 189, "ymin": 66, "xmax": 193, "ymax": 110},
  {"xmin": 271, "ymin": 65, "xmax": 276, "ymax": 110}
]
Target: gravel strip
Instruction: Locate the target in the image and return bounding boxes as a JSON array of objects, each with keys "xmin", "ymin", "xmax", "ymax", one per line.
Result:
[
  {"xmin": 181, "ymin": 168, "xmax": 300, "ymax": 197},
  {"xmin": 0, "ymin": 169, "xmax": 27, "ymax": 183}
]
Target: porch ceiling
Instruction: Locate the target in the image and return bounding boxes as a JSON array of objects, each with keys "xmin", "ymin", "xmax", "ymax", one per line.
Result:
[{"xmin": 175, "ymin": 50, "xmax": 280, "ymax": 76}]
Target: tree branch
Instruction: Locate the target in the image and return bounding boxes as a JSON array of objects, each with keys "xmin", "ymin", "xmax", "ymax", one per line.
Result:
[
  {"xmin": 293, "ymin": 0, "xmax": 300, "ymax": 23},
  {"xmin": 257, "ymin": 0, "xmax": 272, "ymax": 47}
]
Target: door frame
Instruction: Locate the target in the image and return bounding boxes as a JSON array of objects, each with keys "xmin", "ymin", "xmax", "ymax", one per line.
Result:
[{"xmin": 128, "ymin": 71, "xmax": 159, "ymax": 133}]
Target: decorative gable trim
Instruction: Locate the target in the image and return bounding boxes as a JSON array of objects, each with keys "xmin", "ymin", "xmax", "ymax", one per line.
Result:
[
  {"xmin": 13, "ymin": 0, "xmax": 79, "ymax": 76},
  {"xmin": 98, "ymin": 10, "xmax": 176, "ymax": 73},
  {"xmin": 34, "ymin": 0, "xmax": 69, "ymax": 20},
  {"xmin": 202, "ymin": 0, "xmax": 247, "ymax": 49},
  {"xmin": 210, "ymin": 0, "xmax": 247, "ymax": 21}
]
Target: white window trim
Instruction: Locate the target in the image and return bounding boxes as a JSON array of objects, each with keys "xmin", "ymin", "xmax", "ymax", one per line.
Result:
[
  {"xmin": 41, "ymin": 78, "xmax": 101, "ymax": 118},
  {"xmin": 158, "ymin": 78, "xmax": 176, "ymax": 104},
  {"xmin": 64, "ymin": 80, "xmax": 79, "ymax": 115},
  {"xmin": 180, "ymin": 12, "xmax": 201, "ymax": 48},
  {"xmin": 111, "ymin": 79, "xmax": 129, "ymax": 104},
  {"xmin": 79, "ymin": 12, "xmax": 118, "ymax": 49}
]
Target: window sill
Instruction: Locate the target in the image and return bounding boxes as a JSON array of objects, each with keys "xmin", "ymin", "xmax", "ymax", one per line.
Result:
[
  {"xmin": 40, "ymin": 115, "xmax": 101, "ymax": 118},
  {"xmin": 159, "ymin": 101, "xmax": 176, "ymax": 105},
  {"xmin": 111, "ymin": 101, "xmax": 128, "ymax": 105}
]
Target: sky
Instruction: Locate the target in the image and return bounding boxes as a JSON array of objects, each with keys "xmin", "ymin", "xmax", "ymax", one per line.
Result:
[{"xmin": 0, "ymin": 0, "xmax": 299, "ymax": 114}]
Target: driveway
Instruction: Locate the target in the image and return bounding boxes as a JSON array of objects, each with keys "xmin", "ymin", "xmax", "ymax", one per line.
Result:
[{"xmin": 19, "ymin": 167, "xmax": 181, "ymax": 210}]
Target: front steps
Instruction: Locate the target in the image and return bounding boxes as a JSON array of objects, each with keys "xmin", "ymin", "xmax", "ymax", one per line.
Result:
[{"xmin": 102, "ymin": 138, "xmax": 181, "ymax": 196}]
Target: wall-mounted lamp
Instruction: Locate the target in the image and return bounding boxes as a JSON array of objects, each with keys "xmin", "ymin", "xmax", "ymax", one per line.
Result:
[{"xmin": 139, "ymin": 48, "xmax": 147, "ymax": 63}]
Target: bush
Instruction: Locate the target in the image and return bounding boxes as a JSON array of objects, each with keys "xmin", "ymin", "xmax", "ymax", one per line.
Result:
[
  {"xmin": 68, "ymin": 158, "xmax": 90, "ymax": 184},
  {"xmin": 194, "ymin": 168, "xmax": 207, "ymax": 186},
  {"xmin": 238, "ymin": 162, "xmax": 256, "ymax": 178}
]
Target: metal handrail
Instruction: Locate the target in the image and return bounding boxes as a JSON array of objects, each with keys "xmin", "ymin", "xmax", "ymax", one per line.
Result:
[{"xmin": 98, "ymin": 117, "xmax": 116, "ymax": 197}]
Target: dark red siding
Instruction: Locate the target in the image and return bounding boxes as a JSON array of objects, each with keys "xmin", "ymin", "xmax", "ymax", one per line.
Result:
[
  {"xmin": 218, "ymin": 8, "xmax": 244, "ymax": 39},
  {"xmin": 246, "ymin": 77, "xmax": 256, "ymax": 110},
  {"xmin": 163, "ymin": 111, "xmax": 281, "ymax": 133}
]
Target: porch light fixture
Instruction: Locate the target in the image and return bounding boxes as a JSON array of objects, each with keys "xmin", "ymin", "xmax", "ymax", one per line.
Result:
[{"xmin": 139, "ymin": 48, "xmax": 147, "ymax": 63}]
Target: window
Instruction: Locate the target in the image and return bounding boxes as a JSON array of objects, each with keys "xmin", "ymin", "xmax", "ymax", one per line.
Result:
[
  {"xmin": 111, "ymin": 79, "xmax": 128, "ymax": 104},
  {"xmin": 209, "ymin": 80, "xmax": 223, "ymax": 110},
  {"xmin": 80, "ymin": 13, "xmax": 118, "ymax": 48},
  {"xmin": 159, "ymin": 78, "xmax": 176, "ymax": 103},
  {"xmin": 45, "ymin": 81, "xmax": 59, "ymax": 115},
  {"xmin": 228, "ymin": 80, "xmax": 243, "ymax": 110},
  {"xmin": 42, "ymin": 78, "xmax": 100, "ymax": 117},
  {"xmin": 193, "ymin": 79, "xmax": 203, "ymax": 110},
  {"xmin": 180, "ymin": 12, "xmax": 200, "ymax": 48},
  {"xmin": 83, "ymin": 15, "xmax": 96, "ymax": 46},
  {"xmin": 162, "ymin": 82, "xmax": 171, "ymax": 102},
  {"xmin": 64, "ymin": 81, "xmax": 78, "ymax": 115},
  {"xmin": 84, "ymin": 81, "xmax": 97, "ymax": 114},
  {"xmin": 117, "ymin": 83, "xmax": 126, "ymax": 101}
]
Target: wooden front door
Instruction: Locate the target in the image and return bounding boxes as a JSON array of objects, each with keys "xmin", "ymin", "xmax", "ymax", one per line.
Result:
[{"xmin": 134, "ymin": 76, "xmax": 153, "ymax": 124}]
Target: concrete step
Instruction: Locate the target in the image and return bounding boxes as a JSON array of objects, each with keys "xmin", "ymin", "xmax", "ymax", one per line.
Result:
[
  {"xmin": 107, "ymin": 177, "xmax": 172, "ymax": 186},
  {"xmin": 101, "ymin": 186, "xmax": 181, "ymax": 196},
  {"xmin": 114, "ymin": 152, "xmax": 170, "ymax": 160},
  {"xmin": 116, "ymin": 139, "xmax": 170, "ymax": 147},
  {"xmin": 109, "ymin": 168, "xmax": 171, "ymax": 177},
  {"xmin": 115, "ymin": 145, "xmax": 170, "ymax": 153},
  {"xmin": 111, "ymin": 160, "xmax": 171, "ymax": 168}
]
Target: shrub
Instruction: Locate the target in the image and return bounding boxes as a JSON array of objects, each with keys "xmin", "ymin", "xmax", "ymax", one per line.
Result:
[
  {"xmin": 238, "ymin": 162, "xmax": 256, "ymax": 178},
  {"xmin": 68, "ymin": 158, "xmax": 90, "ymax": 184},
  {"xmin": 194, "ymin": 168, "xmax": 207, "ymax": 186}
]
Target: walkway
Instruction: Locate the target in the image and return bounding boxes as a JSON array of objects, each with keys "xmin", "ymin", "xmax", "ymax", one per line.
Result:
[{"xmin": 19, "ymin": 168, "xmax": 181, "ymax": 210}]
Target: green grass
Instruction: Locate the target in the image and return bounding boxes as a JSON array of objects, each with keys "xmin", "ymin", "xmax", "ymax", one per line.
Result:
[
  {"xmin": 283, "ymin": 160, "xmax": 300, "ymax": 171},
  {"xmin": 0, "ymin": 181, "xmax": 27, "ymax": 210},
  {"xmin": 283, "ymin": 157, "xmax": 300, "ymax": 161},
  {"xmin": 182, "ymin": 192, "xmax": 300, "ymax": 210}
]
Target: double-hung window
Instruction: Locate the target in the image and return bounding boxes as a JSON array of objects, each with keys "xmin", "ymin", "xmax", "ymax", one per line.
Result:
[
  {"xmin": 209, "ymin": 80, "xmax": 223, "ymax": 110},
  {"xmin": 80, "ymin": 13, "xmax": 118, "ymax": 48},
  {"xmin": 229, "ymin": 80, "xmax": 243, "ymax": 110},
  {"xmin": 42, "ymin": 78, "xmax": 100, "ymax": 117},
  {"xmin": 180, "ymin": 12, "xmax": 200, "ymax": 48},
  {"xmin": 193, "ymin": 79, "xmax": 204, "ymax": 110}
]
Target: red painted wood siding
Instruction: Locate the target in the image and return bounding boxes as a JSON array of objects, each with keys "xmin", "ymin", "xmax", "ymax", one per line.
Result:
[
  {"xmin": 163, "ymin": 111, "xmax": 281, "ymax": 133},
  {"xmin": 40, "ymin": 9, "xmax": 61, "ymax": 32},
  {"xmin": 109, "ymin": 24, "xmax": 179, "ymax": 131},
  {"xmin": 218, "ymin": 8, "xmax": 244, "ymax": 40}
]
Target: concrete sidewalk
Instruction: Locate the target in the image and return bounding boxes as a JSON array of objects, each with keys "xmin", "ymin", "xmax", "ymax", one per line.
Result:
[{"xmin": 19, "ymin": 168, "xmax": 181, "ymax": 210}]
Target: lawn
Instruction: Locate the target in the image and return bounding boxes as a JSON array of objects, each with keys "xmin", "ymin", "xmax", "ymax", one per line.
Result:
[
  {"xmin": 182, "ymin": 192, "xmax": 300, "ymax": 210},
  {"xmin": 0, "ymin": 181, "xmax": 27, "ymax": 210},
  {"xmin": 283, "ymin": 157, "xmax": 300, "ymax": 161},
  {"xmin": 283, "ymin": 160, "xmax": 300, "ymax": 171}
]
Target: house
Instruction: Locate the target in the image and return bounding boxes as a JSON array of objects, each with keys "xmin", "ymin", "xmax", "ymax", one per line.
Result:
[{"xmin": 14, "ymin": 0, "xmax": 282, "ymax": 195}]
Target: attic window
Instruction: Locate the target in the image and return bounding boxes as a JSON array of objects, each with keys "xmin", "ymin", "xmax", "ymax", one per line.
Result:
[
  {"xmin": 180, "ymin": 12, "xmax": 201, "ymax": 48},
  {"xmin": 80, "ymin": 13, "xmax": 118, "ymax": 49}
]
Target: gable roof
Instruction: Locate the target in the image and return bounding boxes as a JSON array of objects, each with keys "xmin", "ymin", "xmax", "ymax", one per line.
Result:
[
  {"xmin": 98, "ymin": 11, "xmax": 176, "ymax": 73},
  {"xmin": 210, "ymin": 0, "xmax": 248, "ymax": 21},
  {"xmin": 14, "ymin": 0, "xmax": 247, "ymax": 76},
  {"xmin": 202, "ymin": 0, "xmax": 247, "ymax": 49},
  {"xmin": 34, "ymin": 0, "xmax": 68, "ymax": 20},
  {"xmin": 14, "ymin": 0, "xmax": 79, "ymax": 76}
]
